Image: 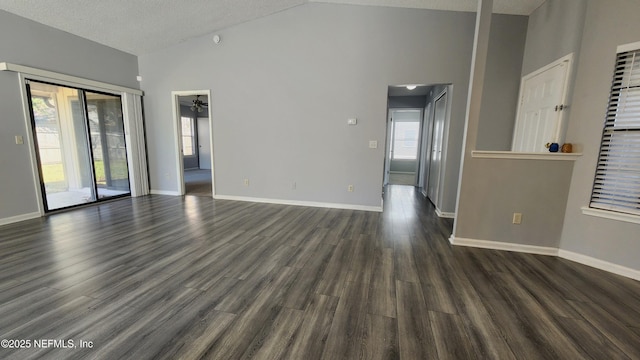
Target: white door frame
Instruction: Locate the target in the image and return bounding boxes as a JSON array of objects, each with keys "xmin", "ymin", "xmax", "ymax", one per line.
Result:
[{"xmin": 171, "ymin": 90, "xmax": 215, "ymax": 197}]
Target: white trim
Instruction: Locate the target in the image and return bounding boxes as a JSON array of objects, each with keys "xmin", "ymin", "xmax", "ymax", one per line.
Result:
[
  {"xmin": 171, "ymin": 90, "xmax": 215, "ymax": 197},
  {"xmin": 0, "ymin": 62, "xmax": 142, "ymax": 95},
  {"xmin": 449, "ymin": 235, "xmax": 640, "ymax": 281},
  {"xmin": 0, "ymin": 212, "xmax": 41, "ymax": 226},
  {"xmin": 472, "ymin": 150, "xmax": 582, "ymax": 161},
  {"xmin": 449, "ymin": 236, "xmax": 559, "ymax": 256},
  {"xmin": 558, "ymin": 249, "xmax": 640, "ymax": 282},
  {"xmin": 617, "ymin": 40, "xmax": 640, "ymax": 54},
  {"xmin": 389, "ymin": 171, "xmax": 416, "ymax": 175},
  {"xmin": 522, "ymin": 53, "xmax": 574, "ymax": 81},
  {"xmin": 213, "ymin": 195, "xmax": 383, "ymax": 212},
  {"xmin": 435, "ymin": 209, "xmax": 455, "ymax": 218},
  {"xmin": 581, "ymin": 206, "xmax": 640, "ymax": 225},
  {"xmin": 18, "ymin": 73, "xmax": 46, "ymax": 216},
  {"xmin": 150, "ymin": 190, "xmax": 182, "ymax": 196}
]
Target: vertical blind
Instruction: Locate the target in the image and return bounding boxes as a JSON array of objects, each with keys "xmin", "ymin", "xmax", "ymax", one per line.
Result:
[{"xmin": 589, "ymin": 48, "xmax": 640, "ymax": 215}]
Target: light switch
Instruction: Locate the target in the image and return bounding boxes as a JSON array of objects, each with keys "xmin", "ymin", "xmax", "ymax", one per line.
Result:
[
  {"xmin": 347, "ymin": 118, "xmax": 357, "ymax": 125},
  {"xmin": 369, "ymin": 140, "xmax": 378, "ymax": 149},
  {"xmin": 15, "ymin": 135, "xmax": 24, "ymax": 145}
]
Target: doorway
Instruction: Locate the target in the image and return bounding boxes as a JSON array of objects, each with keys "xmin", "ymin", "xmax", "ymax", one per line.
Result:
[
  {"xmin": 27, "ymin": 80, "xmax": 131, "ymax": 212},
  {"xmin": 387, "ymin": 109, "xmax": 422, "ymax": 185},
  {"xmin": 172, "ymin": 91, "xmax": 215, "ymax": 197}
]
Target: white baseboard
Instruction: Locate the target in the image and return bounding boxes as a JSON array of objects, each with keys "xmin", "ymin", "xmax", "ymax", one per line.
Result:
[
  {"xmin": 449, "ymin": 236, "xmax": 640, "ymax": 281},
  {"xmin": 213, "ymin": 195, "xmax": 383, "ymax": 212},
  {"xmin": 436, "ymin": 208, "xmax": 455, "ymax": 219},
  {"xmin": 449, "ymin": 236, "xmax": 559, "ymax": 256},
  {"xmin": 150, "ymin": 190, "xmax": 181, "ymax": 196},
  {"xmin": 558, "ymin": 250, "xmax": 640, "ymax": 282},
  {"xmin": 0, "ymin": 212, "xmax": 41, "ymax": 226}
]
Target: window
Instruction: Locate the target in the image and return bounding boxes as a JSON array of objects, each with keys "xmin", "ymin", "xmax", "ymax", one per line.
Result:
[
  {"xmin": 181, "ymin": 116, "xmax": 195, "ymax": 156},
  {"xmin": 392, "ymin": 121, "xmax": 420, "ymax": 160},
  {"xmin": 589, "ymin": 47, "xmax": 640, "ymax": 217}
]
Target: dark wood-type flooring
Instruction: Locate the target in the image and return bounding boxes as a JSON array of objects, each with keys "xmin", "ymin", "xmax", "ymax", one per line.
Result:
[{"xmin": 0, "ymin": 185, "xmax": 639, "ymax": 359}]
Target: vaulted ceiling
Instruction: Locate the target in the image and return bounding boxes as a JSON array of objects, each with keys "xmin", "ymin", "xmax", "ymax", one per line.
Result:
[{"xmin": 0, "ymin": 0, "xmax": 544, "ymax": 55}]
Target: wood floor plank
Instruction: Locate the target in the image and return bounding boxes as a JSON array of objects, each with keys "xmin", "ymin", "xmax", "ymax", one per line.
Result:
[
  {"xmin": 362, "ymin": 313, "xmax": 400, "ymax": 360},
  {"xmin": 322, "ymin": 280, "xmax": 371, "ymax": 359},
  {"xmin": 567, "ymin": 299, "xmax": 640, "ymax": 359},
  {"xmin": 286, "ymin": 294, "xmax": 339, "ymax": 358},
  {"xmin": 242, "ymin": 307, "xmax": 305, "ymax": 359},
  {"xmin": 395, "ymin": 280, "xmax": 438, "ymax": 360},
  {"xmin": 204, "ymin": 266, "xmax": 299, "ymax": 359},
  {"xmin": 283, "ymin": 242, "xmax": 336, "ymax": 310},
  {"xmin": 367, "ymin": 247, "xmax": 396, "ymax": 318},
  {"xmin": 394, "ymin": 235, "xmax": 420, "ymax": 283},
  {"xmin": 429, "ymin": 311, "xmax": 477, "ymax": 360},
  {"xmin": 315, "ymin": 237, "xmax": 357, "ymax": 297}
]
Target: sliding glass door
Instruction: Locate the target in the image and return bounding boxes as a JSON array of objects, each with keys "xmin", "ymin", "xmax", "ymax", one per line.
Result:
[{"xmin": 27, "ymin": 80, "xmax": 130, "ymax": 212}]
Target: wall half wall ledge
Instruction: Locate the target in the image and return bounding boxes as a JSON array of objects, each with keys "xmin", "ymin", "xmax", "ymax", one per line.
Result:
[{"xmin": 471, "ymin": 150, "xmax": 582, "ymax": 161}]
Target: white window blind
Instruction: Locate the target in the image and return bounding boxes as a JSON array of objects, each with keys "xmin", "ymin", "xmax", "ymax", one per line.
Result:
[{"xmin": 589, "ymin": 48, "xmax": 640, "ymax": 216}]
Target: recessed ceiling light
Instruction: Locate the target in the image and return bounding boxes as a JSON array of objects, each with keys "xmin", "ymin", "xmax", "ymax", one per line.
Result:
[{"xmin": 406, "ymin": 85, "xmax": 417, "ymax": 90}]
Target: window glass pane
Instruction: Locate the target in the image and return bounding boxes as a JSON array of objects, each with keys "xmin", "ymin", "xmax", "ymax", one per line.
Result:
[
  {"xmin": 181, "ymin": 116, "xmax": 195, "ymax": 156},
  {"xmin": 86, "ymin": 91, "xmax": 130, "ymax": 199},
  {"xmin": 30, "ymin": 82, "xmax": 96, "ymax": 210},
  {"xmin": 393, "ymin": 121, "xmax": 420, "ymax": 160}
]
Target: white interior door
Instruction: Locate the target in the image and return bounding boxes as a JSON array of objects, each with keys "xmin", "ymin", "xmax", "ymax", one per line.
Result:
[
  {"xmin": 197, "ymin": 117, "xmax": 211, "ymax": 170},
  {"xmin": 428, "ymin": 92, "xmax": 446, "ymax": 204},
  {"xmin": 512, "ymin": 58, "xmax": 571, "ymax": 152}
]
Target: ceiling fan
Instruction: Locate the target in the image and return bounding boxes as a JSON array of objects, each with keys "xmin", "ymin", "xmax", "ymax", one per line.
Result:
[{"xmin": 190, "ymin": 95, "xmax": 208, "ymax": 113}]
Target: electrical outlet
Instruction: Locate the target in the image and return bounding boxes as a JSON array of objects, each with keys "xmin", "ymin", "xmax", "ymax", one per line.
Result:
[
  {"xmin": 348, "ymin": 184, "xmax": 354, "ymax": 192},
  {"xmin": 369, "ymin": 140, "xmax": 378, "ymax": 149},
  {"xmin": 243, "ymin": 178, "xmax": 249, "ymax": 186},
  {"xmin": 15, "ymin": 135, "xmax": 24, "ymax": 145},
  {"xmin": 512, "ymin": 213, "xmax": 522, "ymax": 225}
]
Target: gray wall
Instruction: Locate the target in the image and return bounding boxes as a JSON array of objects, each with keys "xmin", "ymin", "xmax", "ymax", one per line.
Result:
[
  {"xmin": 521, "ymin": 0, "xmax": 587, "ymax": 76},
  {"xmin": 453, "ymin": 1, "xmax": 583, "ymax": 248},
  {"xmin": 560, "ymin": 0, "xmax": 640, "ymax": 270},
  {"xmin": 139, "ymin": 3, "xmax": 476, "ymax": 209},
  {"xmin": 455, "ymin": 159, "xmax": 575, "ymax": 247},
  {"xmin": 0, "ymin": 10, "xmax": 139, "ymax": 221},
  {"xmin": 390, "ymin": 160, "xmax": 416, "ymax": 173},
  {"xmin": 388, "ymin": 96, "xmax": 426, "ymax": 109},
  {"xmin": 476, "ymin": 14, "xmax": 528, "ymax": 151}
]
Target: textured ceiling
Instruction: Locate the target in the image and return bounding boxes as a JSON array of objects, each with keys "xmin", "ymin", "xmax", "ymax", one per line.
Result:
[{"xmin": 0, "ymin": 0, "xmax": 544, "ymax": 56}]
